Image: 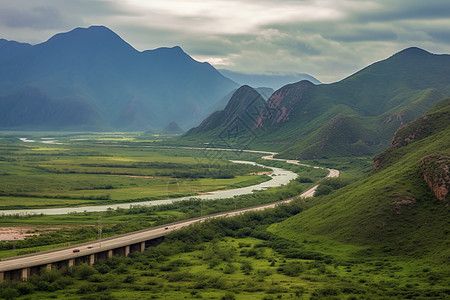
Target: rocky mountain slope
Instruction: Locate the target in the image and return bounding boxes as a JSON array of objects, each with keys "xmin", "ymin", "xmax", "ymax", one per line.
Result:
[{"xmin": 185, "ymin": 48, "xmax": 450, "ymax": 159}]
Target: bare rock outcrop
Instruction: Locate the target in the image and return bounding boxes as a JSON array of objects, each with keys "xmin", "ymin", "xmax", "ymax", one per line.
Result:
[
  {"xmin": 391, "ymin": 195, "xmax": 417, "ymax": 214},
  {"xmin": 420, "ymin": 154, "xmax": 450, "ymax": 201}
]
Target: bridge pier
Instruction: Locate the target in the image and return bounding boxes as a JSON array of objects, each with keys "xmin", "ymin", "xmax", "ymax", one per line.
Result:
[
  {"xmin": 1, "ymin": 228, "xmax": 169, "ymax": 281},
  {"xmin": 89, "ymin": 254, "xmax": 95, "ymax": 266},
  {"xmin": 21, "ymin": 268, "xmax": 29, "ymax": 280}
]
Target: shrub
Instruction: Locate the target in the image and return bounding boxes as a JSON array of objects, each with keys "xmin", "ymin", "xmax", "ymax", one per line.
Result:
[
  {"xmin": 222, "ymin": 292, "xmax": 236, "ymax": 300},
  {"xmin": 241, "ymin": 261, "xmax": 254, "ymax": 275},
  {"xmin": 76, "ymin": 263, "xmax": 98, "ymax": 280},
  {"xmin": 223, "ymin": 263, "xmax": 237, "ymax": 274},
  {"xmin": 314, "ymin": 185, "xmax": 333, "ymax": 196},
  {"xmin": 123, "ymin": 275, "xmax": 137, "ymax": 283},
  {"xmin": 278, "ymin": 262, "xmax": 305, "ymax": 276},
  {"xmin": 95, "ymin": 263, "xmax": 112, "ymax": 274},
  {"xmin": 16, "ymin": 282, "xmax": 35, "ymax": 295},
  {"xmin": 297, "ymin": 177, "xmax": 313, "ymax": 183},
  {"xmin": 0, "ymin": 287, "xmax": 19, "ymax": 300}
]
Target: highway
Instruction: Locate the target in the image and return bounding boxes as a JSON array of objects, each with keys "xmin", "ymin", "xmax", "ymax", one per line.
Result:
[{"xmin": 0, "ymin": 166, "xmax": 336, "ymax": 273}]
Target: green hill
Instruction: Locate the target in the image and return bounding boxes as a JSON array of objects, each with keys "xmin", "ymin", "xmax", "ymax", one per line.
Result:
[
  {"xmin": 271, "ymin": 99, "xmax": 450, "ymax": 262},
  {"xmin": 184, "ymin": 48, "xmax": 450, "ymax": 159}
]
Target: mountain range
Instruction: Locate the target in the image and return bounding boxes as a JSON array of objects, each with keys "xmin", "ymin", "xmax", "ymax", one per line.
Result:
[
  {"xmin": 0, "ymin": 26, "xmax": 238, "ymax": 131},
  {"xmin": 185, "ymin": 47, "xmax": 450, "ymax": 159}
]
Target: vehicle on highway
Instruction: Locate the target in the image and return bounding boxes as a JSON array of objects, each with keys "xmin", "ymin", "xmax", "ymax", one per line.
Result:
[{"xmin": 72, "ymin": 249, "xmax": 80, "ymax": 253}]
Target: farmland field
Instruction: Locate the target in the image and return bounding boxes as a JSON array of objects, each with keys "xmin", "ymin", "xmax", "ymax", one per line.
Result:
[{"xmin": 0, "ymin": 132, "xmax": 271, "ymax": 210}]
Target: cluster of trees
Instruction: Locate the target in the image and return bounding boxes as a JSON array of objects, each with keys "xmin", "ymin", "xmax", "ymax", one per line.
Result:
[
  {"xmin": 36, "ymin": 160, "xmax": 267, "ymax": 179},
  {"xmin": 314, "ymin": 177, "xmax": 353, "ymax": 197}
]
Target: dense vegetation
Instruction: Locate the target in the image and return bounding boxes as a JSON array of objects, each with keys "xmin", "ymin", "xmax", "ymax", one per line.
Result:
[{"xmin": 2, "ymin": 200, "xmax": 448, "ymax": 299}]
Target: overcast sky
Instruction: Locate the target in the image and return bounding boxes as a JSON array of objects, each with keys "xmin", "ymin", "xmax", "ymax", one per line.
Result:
[{"xmin": 1, "ymin": 0, "xmax": 449, "ymax": 83}]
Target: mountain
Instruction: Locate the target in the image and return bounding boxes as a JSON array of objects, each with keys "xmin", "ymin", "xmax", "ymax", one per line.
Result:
[
  {"xmin": 219, "ymin": 69, "xmax": 321, "ymax": 90},
  {"xmin": 0, "ymin": 39, "xmax": 32, "ymax": 62},
  {"xmin": 186, "ymin": 85, "xmax": 267, "ymax": 147},
  {"xmin": 208, "ymin": 86, "xmax": 274, "ymax": 113},
  {"xmin": 0, "ymin": 26, "xmax": 237, "ymax": 131},
  {"xmin": 162, "ymin": 121, "xmax": 184, "ymax": 134},
  {"xmin": 272, "ymin": 98, "xmax": 450, "ymax": 261},
  {"xmin": 185, "ymin": 48, "xmax": 450, "ymax": 159}
]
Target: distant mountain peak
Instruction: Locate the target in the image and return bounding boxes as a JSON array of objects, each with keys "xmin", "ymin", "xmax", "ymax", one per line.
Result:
[
  {"xmin": 393, "ymin": 47, "xmax": 431, "ymax": 58},
  {"xmin": 47, "ymin": 25, "xmax": 116, "ymax": 42},
  {"xmin": 162, "ymin": 121, "xmax": 184, "ymax": 134},
  {"xmin": 293, "ymin": 80, "xmax": 315, "ymax": 87},
  {"xmin": 43, "ymin": 25, "xmax": 137, "ymax": 53},
  {"xmin": 227, "ymin": 85, "xmax": 261, "ymax": 105},
  {"xmin": 148, "ymin": 45, "xmax": 185, "ymax": 54},
  {"xmin": 0, "ymin": 38, "xmax": 31, "ymax": 47},
  {"xmin": 237, "ymin": 84, "xmax": 254, "ymax": 92}
]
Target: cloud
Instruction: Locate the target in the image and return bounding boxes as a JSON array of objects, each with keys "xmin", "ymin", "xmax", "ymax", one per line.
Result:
[
  {"xmin": 117, "ymin": 0, "xmax": 346, "ymax": 34},
  {"xmin": 0, "ymin": 0, "xmax": 449, "ymax": 83},
  {"xmin": 0, "ymin": 6, "xmax": 66, "ymax": 30},
  {"xmin": 350, "ymin": 0, "xmax": 450, "ymax": 23}
]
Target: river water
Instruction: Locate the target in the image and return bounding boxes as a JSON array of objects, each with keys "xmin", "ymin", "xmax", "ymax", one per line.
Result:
[{"xmin": 0, "ymin": 160, "xmax": 297, "ymax": 216}]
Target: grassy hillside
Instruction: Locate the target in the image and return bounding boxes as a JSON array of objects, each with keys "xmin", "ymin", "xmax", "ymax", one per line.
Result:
[
  {"xmin": 265, "ymin": 48, "xmax": 449, "ymax": 159},
  {"xmin": 184, "ymin": 48, "xmax": 450, "ymax": 160},
  {"xmin": 271, "ymin": 99, "xmax": 450, "ymax": 263}
]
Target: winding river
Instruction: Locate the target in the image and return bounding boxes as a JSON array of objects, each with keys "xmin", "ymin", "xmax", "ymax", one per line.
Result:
[{"xmin": 1, "ymin": 143, "xmax": 338, "ymax": 216}]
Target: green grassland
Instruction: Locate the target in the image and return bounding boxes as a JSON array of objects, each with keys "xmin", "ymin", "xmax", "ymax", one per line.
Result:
[
  {"xmin": 0, "ymin": 133, "xmax": 329, "ymax": 259},
  {"xmin": 0, "ymin": 134, "xmax": 273, "ymax": 209}
]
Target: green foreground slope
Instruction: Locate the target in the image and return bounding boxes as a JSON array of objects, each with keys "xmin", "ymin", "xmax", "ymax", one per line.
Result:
[{"xmin": 271, "ymin": 99, "xmax": 450, "ymax": 263}]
